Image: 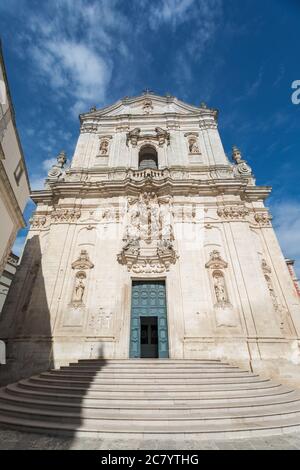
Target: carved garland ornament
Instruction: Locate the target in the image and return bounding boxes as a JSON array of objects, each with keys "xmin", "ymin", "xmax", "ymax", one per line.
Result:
[
  {"xmin": 30, "ymin": 215, "xmax": 47, "ymax": 229},
  {"xmin": 217, "ymin": 206, "xmax": 249, "ymax": 220},
  {"xmin": 51, "ymin": 208, "xmax": 81, "ymax": 223}
]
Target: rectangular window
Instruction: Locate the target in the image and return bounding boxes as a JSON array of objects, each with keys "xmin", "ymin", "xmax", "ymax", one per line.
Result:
[
  {"xmin": 14, "ymin": 159, "xmax": 24, "ymax": 185},
  {"xmin": 0, "ymin": 143, "xmax": 4, "ymax": 160}
]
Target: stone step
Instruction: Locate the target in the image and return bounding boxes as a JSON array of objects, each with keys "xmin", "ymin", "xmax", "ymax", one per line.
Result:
[
  {"xmin": 77, "ymin": 359, "xmax": 223, "ymax": 364},
  {"xmin": 67, "ymin": 362, "xmax": 237, "ymax": 370},
  {"xmin": 24, "ymin": 375, "xmax": 281, "ymax": 391},
  {"xmin": 1, "ymin": 412, "xmax": 300, "ymax": 440},
  {"xmin": 12, "ymin": 380, "xmax": 295, "ymax": 403},
  {"xmin": 49, "ymin": 370, "xmax": 254, "ymax": 379},
  {"xmin": 38, "ymin": 372, "xmax": 268, "ymax": 386},
  {"xmin": 3, "ymin": 385, "xmax": 300, "ymax": 410},
  {"xmin": 0, "ymin": 359, "xmax": 300, "ymax": 439},
  {"xmin": 0, "ymin": 398, "xmax": 300, "ymax": 425},
  {"xmin": 17, "ymin": 378, "xmax": 285, "ymax": 396},
  {"xmin": 62, "ymin": 365, "xmax": 243, "ymax": 373}
]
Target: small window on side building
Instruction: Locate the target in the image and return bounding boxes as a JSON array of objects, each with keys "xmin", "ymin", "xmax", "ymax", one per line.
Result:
[{"xmin": 14, "ymin": 159, "xmax": 24, "ymax": 185}]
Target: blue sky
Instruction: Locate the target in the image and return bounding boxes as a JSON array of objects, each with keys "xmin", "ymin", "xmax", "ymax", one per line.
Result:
[{"xmin": 0, "ymin": 0, "xmax": 300, "ymax": 274}]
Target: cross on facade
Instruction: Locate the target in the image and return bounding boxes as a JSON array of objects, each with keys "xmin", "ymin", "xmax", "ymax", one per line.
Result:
[{"xmin": 143, "ymin": 88, "xmax": 154, "ymax": 94}]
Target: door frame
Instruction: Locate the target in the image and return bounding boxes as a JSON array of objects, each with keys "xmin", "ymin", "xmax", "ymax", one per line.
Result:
[{"xmin": 129, "ymin": 276, "xmax": 170, "ymax": 359}]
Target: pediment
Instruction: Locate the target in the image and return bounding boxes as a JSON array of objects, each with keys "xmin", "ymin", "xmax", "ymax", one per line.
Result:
[{"xmin": 80, "ymin": 94, "xmax": 209, "ymax": 119}]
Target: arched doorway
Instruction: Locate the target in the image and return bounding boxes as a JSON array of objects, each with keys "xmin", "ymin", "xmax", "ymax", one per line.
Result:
[{"xmin": 138, "ymin": 145, "xmax": 158, "ymax": 169}]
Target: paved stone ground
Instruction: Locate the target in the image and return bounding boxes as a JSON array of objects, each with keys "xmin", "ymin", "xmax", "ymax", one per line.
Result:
[{"xmin": 1, "ymin": 428, "xmax": 300, "ymax": 449}]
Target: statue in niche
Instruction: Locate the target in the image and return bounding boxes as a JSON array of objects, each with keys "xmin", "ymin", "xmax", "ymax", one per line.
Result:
[
  {"xmin": 72, "ymin": 272, "xmax": 86, "ymax": 305},
  {"xmin": 188, "ymin": 137, "xmax": 200, "ymax": 154},
  {"xmin": 213, "ymin": 272, "xmax": 228, "ymax": 305},
  {"xmin": 99, "ymin": 139, "xmax": 109, "ymax": 156}
]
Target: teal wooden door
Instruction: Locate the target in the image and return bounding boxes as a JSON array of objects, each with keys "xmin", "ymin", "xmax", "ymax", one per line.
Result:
[{"xmin": 130, "ymin": 281, "xmax": 169, "ymax": 358}]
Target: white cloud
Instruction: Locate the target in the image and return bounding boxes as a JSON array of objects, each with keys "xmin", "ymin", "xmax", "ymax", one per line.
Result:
[
  {"xmin": 30, "ymin": 175, "xmax": 46, "ymax": 191},
  {"xmin": 149, "ymin": 0, "xmax": 195, "ymax": 29},
  {"xmin": 149, "ymin": 0, "xmax": 222, "ymax": 58},
  {"xmin": 19, "ymin": 0, "xmax": 125, "ymax": 113},
  {"xmin": 42, "ymin": 158, "xmax": 57, "ymax": 171}
]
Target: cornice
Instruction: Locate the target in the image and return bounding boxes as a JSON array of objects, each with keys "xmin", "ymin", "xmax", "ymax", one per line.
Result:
[
  {"xmin": 79, "ymin": 94, "xmax": 218, "ymax": 123},
  {"xmin": 31, "ymin": 175, "xmax": 271, "ymax": 204}
]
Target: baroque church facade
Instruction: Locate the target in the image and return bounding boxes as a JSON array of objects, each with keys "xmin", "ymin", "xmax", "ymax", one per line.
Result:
[{"xmin": 1, "ymin": 92, "xmax": 300, "ymax": 385}]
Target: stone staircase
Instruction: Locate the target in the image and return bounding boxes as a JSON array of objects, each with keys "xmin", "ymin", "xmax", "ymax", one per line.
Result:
[{"xmin": 0, "ymin": 359, "xmax": 300, "ymax": 439}]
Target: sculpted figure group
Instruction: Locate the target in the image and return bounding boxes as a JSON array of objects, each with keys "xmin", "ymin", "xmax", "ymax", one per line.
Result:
[{"xmin": 123, "ymin": 193, "xmax": 174, "ymax": 255}]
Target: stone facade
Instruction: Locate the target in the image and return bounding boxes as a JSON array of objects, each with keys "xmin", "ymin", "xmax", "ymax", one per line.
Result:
[{"xmin": 1, "ymin": 93, "xmax": 300, "ymax": 385}]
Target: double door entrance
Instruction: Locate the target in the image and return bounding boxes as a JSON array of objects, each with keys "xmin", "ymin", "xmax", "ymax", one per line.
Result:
[{"xmin": 129, "ymin": 280, "xmax": 169, "ymax": 358}]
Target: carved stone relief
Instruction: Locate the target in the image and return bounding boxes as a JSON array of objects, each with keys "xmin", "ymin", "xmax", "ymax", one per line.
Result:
[
  {"xmin": 261, "ymin": 258, "xmax": 291, "ymax": 334},
  {"xmin": 254, "ymin": 212, "xmax": 272, "ymax": 227},
  {"xmin": 142, "ymin": 98, "xmax": 153, "ymax": 114},
  {"xmin": 126, "ymin": 127, "xmax": 170, "ymax": 147},
  {"xmin": 117, "ymin": 192, "xmax": 178, "ymax": 272},
  {"xmin": 217, "ymin": 206, "xmax": 249, "ymax": 220},
  {"xmin": 71, "ymin": 249, "xmax": 94, "ymax": 270},
  {"xmin": 30, "ymin": 215, "xmax": 47, "ymax": 229},
  {"xmin": 51, "ymin": 208, "xmax": 81, "ymax": 223},
  {"xmin": 198, "ymin": 118, "xmax": 218, "ymax": 130},
  {"xmin": 88, "ymin": 308, "xmax": 112, "ymax": 334},
  {"xmin": 205, "ymin": 250, "xmax": 228, "ymax": 270},
  {"xmin": 80, "ymin": 122, "xmax": 98, "ymax": 134}
]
